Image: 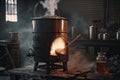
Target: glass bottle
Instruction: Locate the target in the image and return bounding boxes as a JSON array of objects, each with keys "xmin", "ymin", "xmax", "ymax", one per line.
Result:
[{"xmin": 96, "ymin": 52, "xmax": 108, "ymax": 74}]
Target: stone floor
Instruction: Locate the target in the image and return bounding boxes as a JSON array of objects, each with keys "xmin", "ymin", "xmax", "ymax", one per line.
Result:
[{"xmin": 0, "ymin": 76, "xmax": 10, "ymax": 80}]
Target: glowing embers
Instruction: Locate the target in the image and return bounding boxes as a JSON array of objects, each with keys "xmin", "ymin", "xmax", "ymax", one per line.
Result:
[{"xmin": 50, "ymin": 37, "xmax": 66, "ymax": 56}]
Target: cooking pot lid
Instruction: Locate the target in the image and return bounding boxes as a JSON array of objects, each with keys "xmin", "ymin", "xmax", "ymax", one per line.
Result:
[{"xmin": 32, "ymin": 15, "xmax": 67, "ymax": 20}]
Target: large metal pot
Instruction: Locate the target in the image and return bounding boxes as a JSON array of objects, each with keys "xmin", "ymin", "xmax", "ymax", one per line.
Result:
[{"xmin": 32, "ymin": 16, "xmax": 68, "ymax": 63}]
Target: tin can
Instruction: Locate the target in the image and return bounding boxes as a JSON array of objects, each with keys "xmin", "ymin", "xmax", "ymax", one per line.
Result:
[
  {"xmin": 98, "ymin": 33, "xmax": 103, "ymax": 40},
  {"xmin": 103, "ymin": 32, "xmax": 109, "ymax": 40},
  {"xmin": 89, "ymin": 25, "xmax": 97, "ymax": 40},
  {"xmin": 116, "ymin": 31, "xmax": 120, "ymax": 40}
]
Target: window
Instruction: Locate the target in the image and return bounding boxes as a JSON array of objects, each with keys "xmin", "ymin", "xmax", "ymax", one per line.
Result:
[{"xmin": 5, "ymin": 0, "xmax": 17, "ymax": 22}]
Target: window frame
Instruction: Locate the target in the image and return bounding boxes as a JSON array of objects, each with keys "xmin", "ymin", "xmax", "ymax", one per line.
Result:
[{"xmin": 5, "ymin": 0, "xmax": 18, "ymax": 22}]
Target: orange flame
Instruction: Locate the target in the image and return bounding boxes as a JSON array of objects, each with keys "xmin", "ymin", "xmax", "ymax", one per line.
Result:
[{"xmin": 50, "ymin": 37, "xmax": 66, "ymax": 56}]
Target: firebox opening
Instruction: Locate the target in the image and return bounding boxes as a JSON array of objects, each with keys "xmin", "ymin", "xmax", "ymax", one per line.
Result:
[{"xmin": 50, "ymin": 36, "xmax": 66, "ymax": 56}]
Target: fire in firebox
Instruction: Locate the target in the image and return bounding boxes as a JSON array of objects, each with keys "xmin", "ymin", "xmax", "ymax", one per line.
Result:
[{"xmin": 50, "ymin": 37, "xmax": 66, "ymax": 56}]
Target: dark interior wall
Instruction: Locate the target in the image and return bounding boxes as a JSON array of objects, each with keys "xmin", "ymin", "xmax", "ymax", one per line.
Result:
[
  {"xmin": 0, "ymin": 0, "xmax": 120, "ymax": 66},
  {"xmin": 0, "ymin": 0, "xmax": 40, "ymax": 66},
  {"xmin": 109, "ymin": 0, "xmax": 120, "ymax": 21},
  {"xmin": 108, "ymin": 0, "xmax": 120, "ymax": 31},
  {"xmin": 59, "ymin": 0, "xmax": 104, "ymax": 35},
  {"xmin": 59, "ymin": 0, "xmax": 104, "ymax": 20},
  {"xmin": 0, "ymin": 0, "xmax": 5, "ymax": 32},
  {"xmin": 105, "ymin": 0, "xmax": 120, "ymax": 32}
]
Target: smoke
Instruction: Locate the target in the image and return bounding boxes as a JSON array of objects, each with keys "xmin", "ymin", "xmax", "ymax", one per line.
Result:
[
  {"xmin": 40, "ymin": 0, "xmax": 60, "ymax": 16},
  {"xmin": 68, "ymin": 46, "xmax": 95, "ymax": 71}
]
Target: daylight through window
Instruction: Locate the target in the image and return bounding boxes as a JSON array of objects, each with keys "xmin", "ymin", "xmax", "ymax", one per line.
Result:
[{"xmin": 5, "ymin": 0, "xmax": 17, "ymax": 22}]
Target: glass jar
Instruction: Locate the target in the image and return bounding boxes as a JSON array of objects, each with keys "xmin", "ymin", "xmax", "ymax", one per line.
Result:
[{"xmin": 96, "ymin": 52, "xmax": 108, "ymax": 74}]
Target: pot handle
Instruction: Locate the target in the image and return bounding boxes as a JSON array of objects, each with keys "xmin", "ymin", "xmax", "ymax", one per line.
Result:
[{"xmin": 33, "ymin": 1, "xmax": 40, "ymax": 17}]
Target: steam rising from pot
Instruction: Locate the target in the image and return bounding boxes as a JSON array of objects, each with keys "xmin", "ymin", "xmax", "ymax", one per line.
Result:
[{"xmin": 40, "ymin": 0, "xmax": 60, "ymax": 16}]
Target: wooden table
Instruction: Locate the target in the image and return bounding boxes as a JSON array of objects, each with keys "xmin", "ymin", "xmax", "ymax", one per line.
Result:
[
  {"xmin": 8, "ymin": 65, "xmax": 112, "ymax": 80},
  {"xmin": 8, "ymin": 65, "xmax": 92, "ymax": 80}
]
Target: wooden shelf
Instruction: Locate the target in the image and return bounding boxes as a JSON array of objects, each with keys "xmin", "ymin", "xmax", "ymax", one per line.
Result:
[{"xmin": 76, "ymin": 40, "xmax": 120, "ymax": 47}]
